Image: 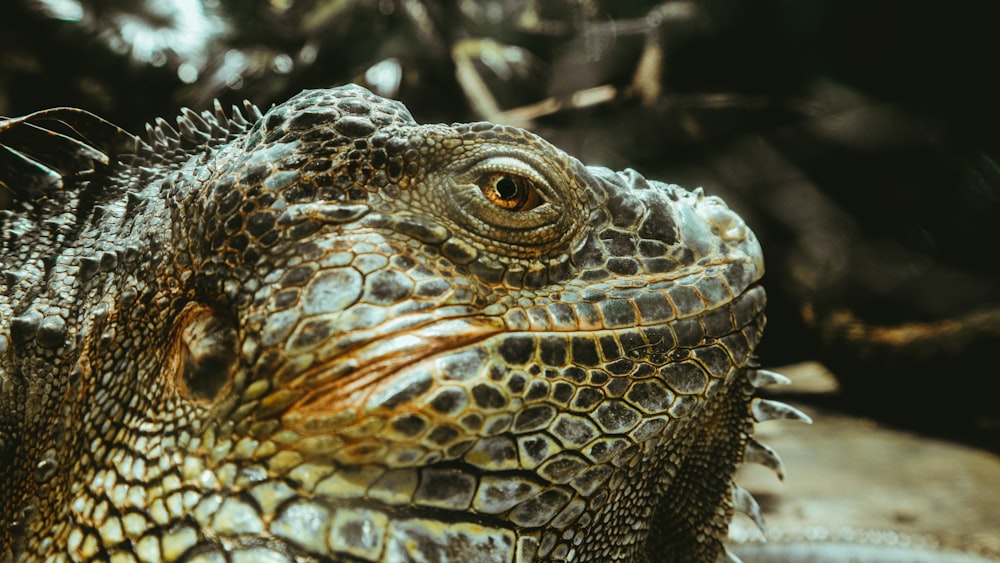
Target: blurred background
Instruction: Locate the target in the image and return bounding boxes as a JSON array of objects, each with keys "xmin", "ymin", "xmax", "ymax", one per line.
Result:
[{"xmin": 2, "ymin": 0, "xmax": 998, "ymax": 557}]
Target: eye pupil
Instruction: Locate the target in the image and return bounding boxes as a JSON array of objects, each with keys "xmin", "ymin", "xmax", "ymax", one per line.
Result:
[
  {"xmin": 496, "ymin": 176, "xmax": 519, "ymax": 200},
  {"xmin": 477, "ymin": 172, "xmax": 542, "ymax": 211}
]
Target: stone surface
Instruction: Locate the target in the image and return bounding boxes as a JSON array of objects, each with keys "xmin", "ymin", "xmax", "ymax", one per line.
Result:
[{"xmin": 729, "ymin": 363, "xmax": 1000, "ymax": 561}]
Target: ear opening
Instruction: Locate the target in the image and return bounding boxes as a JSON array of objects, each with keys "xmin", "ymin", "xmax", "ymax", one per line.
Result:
[{"xmin": 168, "ymin": 302, "xmax": 240, "ymax": 404}]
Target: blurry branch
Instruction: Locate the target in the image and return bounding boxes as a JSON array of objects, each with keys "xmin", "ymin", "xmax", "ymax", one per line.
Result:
[
  {"xmin": 452, "ymin": 38, "xmax": 507, "ymax": 123},
  {"xmin": 500, "ymin": 85, "xmax": 618, "ymax": 127},
  {"xmin": 453, "ymin": 0, "xmax": 713, "ymax": 126}
]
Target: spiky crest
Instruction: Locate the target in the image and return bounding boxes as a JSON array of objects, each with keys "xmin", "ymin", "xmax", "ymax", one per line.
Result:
[{"xmin": 0, "ymin": 100, "xmax": 263, "ymax": 206}]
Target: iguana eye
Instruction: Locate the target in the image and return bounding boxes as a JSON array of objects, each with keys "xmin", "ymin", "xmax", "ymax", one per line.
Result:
[{"xmin": 478, "ymin": 173, "xmax": 542, "ymax": 211}]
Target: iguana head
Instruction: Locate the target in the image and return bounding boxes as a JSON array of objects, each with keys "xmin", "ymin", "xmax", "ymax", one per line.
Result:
[{"xmin": 1, "ymin": 85, "xmax": 781, "ymax": 562}]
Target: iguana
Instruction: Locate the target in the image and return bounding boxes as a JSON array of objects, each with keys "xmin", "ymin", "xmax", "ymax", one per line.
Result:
[{"xmin": 0, "ymin": 84, "xmax": 807, "ymax": 562}]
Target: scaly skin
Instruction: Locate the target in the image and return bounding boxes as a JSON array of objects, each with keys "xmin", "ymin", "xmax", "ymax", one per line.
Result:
[{"xmin": 0, "ymin": 85, "xmax": 796, "ymax": 562}]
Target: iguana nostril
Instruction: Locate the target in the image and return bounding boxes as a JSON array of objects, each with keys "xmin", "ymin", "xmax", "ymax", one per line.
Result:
[{"xmin": 696, "ymin": 196, "xmax": 749, "ymax": 242}]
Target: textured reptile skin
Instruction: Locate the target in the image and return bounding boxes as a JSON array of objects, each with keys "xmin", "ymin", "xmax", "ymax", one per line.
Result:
[{"xmin": 0, "ymin": 84, "xmax": 800, "ymax": 562}]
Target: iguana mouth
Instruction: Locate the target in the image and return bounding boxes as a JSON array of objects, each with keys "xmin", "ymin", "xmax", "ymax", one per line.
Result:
[{"xmin": 277, "ymin": 278, "xmax": 765, "ymax": 437}]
